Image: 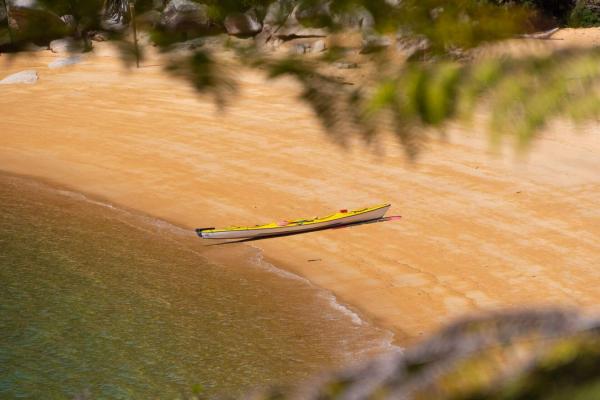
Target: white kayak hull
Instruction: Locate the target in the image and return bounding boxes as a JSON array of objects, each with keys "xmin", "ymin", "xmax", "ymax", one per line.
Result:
[{"xmin": 198, "ymin": 205, "xmax": 390, "ymax": 239}]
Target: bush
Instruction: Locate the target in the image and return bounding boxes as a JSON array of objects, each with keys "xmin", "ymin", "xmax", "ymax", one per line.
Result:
[
  {"xmin": 484, "ymin": 0, "xmax": 576, "ymax": 24},
  {"xmin": 570, "ymin": 0, "xmax": 600, "ymax": 27}
]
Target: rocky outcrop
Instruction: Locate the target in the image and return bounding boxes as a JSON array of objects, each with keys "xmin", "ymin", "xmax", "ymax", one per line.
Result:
[
  {"xmin": 263, "ymin": 3, "xmax": 328, "ymax": 39},
  {"xmin": 0, "ymin": 70, "xmax": 38, "ymax": 84},
  {"xmin": 224, "ymin": 9, "xmax": 262, "ymax": 37}
]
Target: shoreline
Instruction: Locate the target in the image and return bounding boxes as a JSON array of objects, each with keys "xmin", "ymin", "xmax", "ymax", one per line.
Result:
[
  {"xmin": 0, "ymin": 169, "xmax": 399, "ymax": 352},
  {"xmin": 1, "ymin": 41, "xmax": 599, "ymax": 344}
]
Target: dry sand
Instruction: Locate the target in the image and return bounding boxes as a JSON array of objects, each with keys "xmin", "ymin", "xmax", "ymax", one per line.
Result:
[{"xmin": 1, "ymin": 30, "xmax": 599, "ymax": 344}]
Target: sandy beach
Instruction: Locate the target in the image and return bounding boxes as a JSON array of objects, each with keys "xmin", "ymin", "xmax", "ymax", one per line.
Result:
[{"xmin": 1, "ymin": 30, "xmax": 599, "ymax": 344}]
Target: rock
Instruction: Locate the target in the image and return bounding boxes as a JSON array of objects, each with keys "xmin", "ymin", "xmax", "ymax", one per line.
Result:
[
  {"xmin": 292, "ymin": 42, "xmax": 307, "ymax": 54},
  {"xmin": 311, "ymin": 38, "xmax": 326, "ymax": 52},
  {"xmin": 274, "ymin": 6, "xmax": 328, "ymax": 38},
  {"xmin": 137, "ymin": 10, "xmax": 162, "ymax": 28},
  {"xmin": 6, "ymin": 3, "xmax": 68, "ymax": 43},
  {"xmin": 88, "ymin": 30, "xmax": 110, "ymax": 42},
  {"xmin": 224, "ymin": 9, "xmax": 262, "ymax": 37},
  {"xmin": 160, "ymin": 0, "xmax": 212, "ymax": 34},
  {"xmin": 396, "ymin": 33, "xmax": 430, "ymax": 58},
  {"xmin": 49, "ymin": 37, "xmax": 82, "ymax": 53},
  {"xmin": 60, "ymin": 14, "xmax": 76, "ymax": 31},
  {"xmin": 360, "ymin": 34, "xmax": 391, "ymax": 54},
  {"xmin": 295, "ymin": 0, "xmax": 331, "ymax": 27},
  {"xmin": 262, "ymin": 1, "xmax": 328, "ymax": 39},
  {"xmin": 0, "ymin": 70, "xmax": 38, "ymax": 84},
  {"xmin": 333, "ymin": 6, "xmax": 374, "ymax": 30},
  {"xmin": 12, "ymin": 0, "xmax": 37, "ymax": 7},
  {"xmin": 101, "ymin": 0, "xmax": 129, "ymax": 31},
  {"xmin": 334, "ymin": 61, "xmax": 358, "ymax": 69},
  {"xmin": 48, "ymin": 55, "xmax": 82, "ymax": 69},
  {"xmin": 263, "ymin": 0, "xmax": 297, "ymax": 27}
]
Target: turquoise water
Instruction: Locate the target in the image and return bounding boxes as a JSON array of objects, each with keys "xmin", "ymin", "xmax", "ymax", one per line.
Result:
[{"xmin": 0, "ymin": 173, "xmax": 393, "ymax": 399}]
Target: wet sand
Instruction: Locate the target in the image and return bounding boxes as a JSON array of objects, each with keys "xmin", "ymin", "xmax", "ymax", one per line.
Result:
[{"xmin": 1, "ymin": 30, "xmax": 599, "ymax": 343}]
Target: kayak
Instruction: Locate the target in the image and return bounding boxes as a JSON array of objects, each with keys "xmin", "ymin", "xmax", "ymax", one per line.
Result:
[{"xmin": 196, "ymin": 204, "xmax": 391, "ymax": 239}]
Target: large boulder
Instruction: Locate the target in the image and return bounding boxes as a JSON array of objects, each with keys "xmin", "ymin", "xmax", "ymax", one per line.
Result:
[
  {"xmin": 0, "ymin": 70, "xmax": 38, "ymax": 84},
  {"xmin": 160, "ymin": 0, "xmax": 213, "ymax": 35},
  {"xmin": 224, "ymin": 9, "xmax": 262, "ymax": 37},
  {"xmin": 5, "ymin": 0, "xmax": 69, "ymax": 44}
]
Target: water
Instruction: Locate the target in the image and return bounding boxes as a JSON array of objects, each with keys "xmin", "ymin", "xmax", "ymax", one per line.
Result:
[{"xmin": 0, "ymin": 173, "xmax": 394, "ymax": 399}]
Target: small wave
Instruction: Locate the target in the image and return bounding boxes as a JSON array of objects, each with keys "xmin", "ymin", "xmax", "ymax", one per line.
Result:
[{"xmin": 249, "ymin": 246, "xmax": 366, "ymax": 327}]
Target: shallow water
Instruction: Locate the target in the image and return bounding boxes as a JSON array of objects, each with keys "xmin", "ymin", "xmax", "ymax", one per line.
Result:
[{"xmin": 0, "ymin": 173, "xmax": 394, "ymax": 399}]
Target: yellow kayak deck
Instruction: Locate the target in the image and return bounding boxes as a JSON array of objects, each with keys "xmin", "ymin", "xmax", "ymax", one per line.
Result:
[{"xmin": 205, "ymin": 204, "xmax": 390, "ymax": 233}]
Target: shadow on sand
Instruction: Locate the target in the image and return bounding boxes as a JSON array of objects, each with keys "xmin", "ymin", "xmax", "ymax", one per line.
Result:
[{"xmin": 202, "ymin": 216, "xmax": 402, "ymax": 246}]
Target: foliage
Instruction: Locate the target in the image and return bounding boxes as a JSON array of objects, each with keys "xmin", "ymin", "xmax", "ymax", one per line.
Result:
[
  {"xmin": 569, "ymin": 0, "xmax": 600, "ymax": 27},
  {"xmin": 248, "ymin": 308, "xmax": 600, "ymax": 400},
  {"xmin": 483, "ymin": 0, "xmax": 577, "ymax": 23}
]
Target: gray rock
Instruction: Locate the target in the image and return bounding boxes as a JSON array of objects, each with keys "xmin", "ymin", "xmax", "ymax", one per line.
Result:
[
  {"xmin": 311, "ymin": 38, "xmax": 326, "ymax": 52},
  {"xmin": 295, "ymin": 0, "xmax": 331, "ymax": 27},
  {"xmin": 88, "ymin": 30, "xmax": 110, "ymax": 42},
  {"xmin": 49, "ymin": 37, "xmax": 81, "ymax": 53},
  {"xmin": 12, "ymin": 0, "xmax": 38, "ymax": 7},
  {"xmin": 101, "ymin": 0, "xmax": 129, "ymax": 31},
  {"xmin": 263, "ymin": 0, "xmax": 297, "ymax": 27},
  {"xmin": 60, "ymin": 14, "xmax": 76, "ymax": 31},
  {"xmin": 0, "ymin": 70, "xmax": 38, "ymax": 84},
  {"xmin": 224, "ymin": 9, "xmax": 262, "ymax": 37},
  {"xmin": 333, "ymin": 6, "xmax": 374, "ymax": 30},
  {"xmin": 274, "ymin": 5, "xmax": 328, "ymax": 38},
  {"xmin": 160, "ymin": 0, "xmax": 211, "ymax": 33},
  {"xmin": 48, "ymin": 55, "xmax": 82, "ymax": 69},
  {"xmin": 334, "ymin": 61, "xmax": 358, "ymax": 69},
  {"xmin": 360, "ymin": 34, "xmax": 391, "ymax": 54},
  {"xmin": 292, "ymin": 42, "xmax": 307, "ymax": 54},
  {"xmin": 262, "ymin": 1, "xmax": 328, "ymax": 39},
  {"xmin": 6, "ymin": 4, "xmax": 68, "ymax": 43}
]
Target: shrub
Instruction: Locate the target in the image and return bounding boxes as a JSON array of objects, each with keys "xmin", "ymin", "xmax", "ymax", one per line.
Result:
[{"xmin": 570, "ymin": 0, "xmax": 600, "ymax": 27}]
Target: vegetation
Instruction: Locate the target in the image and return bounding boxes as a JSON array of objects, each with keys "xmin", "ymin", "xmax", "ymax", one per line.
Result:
[
  {"xmin": 249, "ymin": 308, "xmax": 600, "ymax": 400},
  {"xmin": 569, "ymin": 0, "xmax": 600, "ymax": 27}
]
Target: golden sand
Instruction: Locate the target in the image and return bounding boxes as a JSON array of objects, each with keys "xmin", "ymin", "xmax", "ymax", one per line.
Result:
[{"xmin": 1, "ymin": 31, "xmax": 599, "ymax": 344}]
